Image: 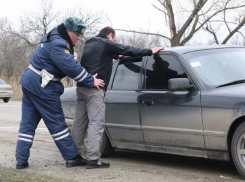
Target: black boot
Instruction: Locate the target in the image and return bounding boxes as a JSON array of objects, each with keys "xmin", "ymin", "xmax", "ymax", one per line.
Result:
[
  {"xmin": 86, "ymin": 159, "xmax": 110, "ymax": 169},
  {"xmin": 66, "ymin": 155, "xmax": 86, "ymax": 167},
  {"xmin": 16, "ymin": 162, "xmax": 29, "ymax": 169}
]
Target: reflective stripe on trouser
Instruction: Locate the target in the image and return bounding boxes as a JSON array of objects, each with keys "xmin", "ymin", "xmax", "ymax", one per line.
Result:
[
  {"xmin": 16, "ymin": 87, "xmax": 79, "ymax": 163},
  {"xmin": 71, "ymin": 87, "xmax": 105, "ymax": 160}
]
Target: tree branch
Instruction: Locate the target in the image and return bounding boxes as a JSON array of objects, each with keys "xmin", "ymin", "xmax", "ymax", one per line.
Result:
[
  {"xmin": 9, "ymin": 31, "xmax": 38, "ymax": 47},
  {"xmin": 114, "ymin": 29, "xmax": 171, "ymax": 40},
  {"xmin": 177, "ymin": 0, "xmax": 208, "ymax": 39},
  {"xmin": 180, "ymin": 2, "xmax": 245, "ymax": 45},
  {"xmin": 180, "ymin": 15, "xmax": 199, "ymax": 45},
  {"xmin": 165, "ymin": 0, "xmax": 177, "ymax": 38},
  {"xmin": 205, "ymin": 25, "xmax": 219, "ymax": 44},
  {"xmin": 223, "ymin": 0, "xmax": 232, "ymax": 33},
  {"xmin": 196, "ymin": 4, "xmax": 245, "ymax": 32},
  {"xmin": 152, "ymin": 4, "xmax": 167, "ymax": 15},
  {"xmin": 222, "ymin": 16, "xmax": 245, "ymax": 44},
  {"xmin": 238, "ymin": 31, "xmax": 245, "ymax": 39}
]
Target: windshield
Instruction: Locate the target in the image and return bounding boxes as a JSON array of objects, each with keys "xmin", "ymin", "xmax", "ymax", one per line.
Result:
[
  {"xmin": 0, "ymin": 79, "xmax": 5, "ymax": 85},
  {"xmin": 184, "ymin": 48, "xmax": 245, "ymax": 88}
]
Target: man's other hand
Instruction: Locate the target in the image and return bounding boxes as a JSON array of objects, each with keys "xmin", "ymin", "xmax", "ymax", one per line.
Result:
[
  {"xmin": 93, "ymin": 73, "xmax": 105, "ymax": 90},
  {"xmin": 152, "ymin": 47, "xmax": 164, "ymax": 54}
]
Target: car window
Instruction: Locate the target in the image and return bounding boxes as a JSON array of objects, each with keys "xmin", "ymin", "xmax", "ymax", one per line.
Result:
[
  {"xmin": 0, "ymin": 79, "xmax": 5, "ymax": 85},
  {"xmin": 112, "ymin": 59, "xmax": 142, "ymax": 90},
  {"xmin": 144, "ymin": 54, "xmax": 187, "ymax": 90}
]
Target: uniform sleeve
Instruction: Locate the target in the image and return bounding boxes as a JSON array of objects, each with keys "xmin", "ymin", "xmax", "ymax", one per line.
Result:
[
  {"xmin": 49, "ymin": 42, "xmax": 94, "ymax": 87},
  {"xmin": 106, "ymin": 41, "xmax": 152, "ymax": 57}
]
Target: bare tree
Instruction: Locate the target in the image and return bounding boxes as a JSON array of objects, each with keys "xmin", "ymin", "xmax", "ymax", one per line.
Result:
[
  {"xmin": 117, "ymin": 32, "xmax": 164, "ymax": 49},
  {"xmin": 116, "ymin": 0, "xmax": 245, "ymax": 47},
  {"xmin": 7, "ymin": 0, "xmax": 59, "ymax": 47},
  {"xmin": 0, "ymin": 18, "xmax": 31, "ymax": 81},
  {"xmin": 1, "ymin": 0, "xmax": 105, "ymax": 87}
]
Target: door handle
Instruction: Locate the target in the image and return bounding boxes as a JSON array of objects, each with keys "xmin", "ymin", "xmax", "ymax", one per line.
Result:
[{"xmin": 142, "ymin": 100, "xmax": 154, "ymax": 106}]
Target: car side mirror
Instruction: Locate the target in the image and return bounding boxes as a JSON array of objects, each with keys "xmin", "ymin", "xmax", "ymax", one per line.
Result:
[{"xmin": 168, "ymin": 78, "xmax": 193, "ymax": 91}]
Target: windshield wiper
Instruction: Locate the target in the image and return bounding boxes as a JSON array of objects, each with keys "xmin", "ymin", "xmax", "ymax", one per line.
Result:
[{"xmin": 216, "ymin": 79, "xmax": 245, "ymax": 88}]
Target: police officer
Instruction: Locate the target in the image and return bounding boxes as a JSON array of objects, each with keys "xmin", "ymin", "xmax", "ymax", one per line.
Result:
[{"xmin": 15, "ymin": 17, "xmax": 104, "ymax": 169}]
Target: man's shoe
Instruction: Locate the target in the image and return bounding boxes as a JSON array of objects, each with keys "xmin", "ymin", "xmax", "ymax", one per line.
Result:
[
  {"xmin": 66, "ymin": 156, "xmax": 86, "ymax": 167},
  {"xmin": 16, "ymin": 162, "xmax": 29, "ymax": 169},
  {"xmin": 86, "ymin": 159, "xmax": 110, "ymax": 169}
]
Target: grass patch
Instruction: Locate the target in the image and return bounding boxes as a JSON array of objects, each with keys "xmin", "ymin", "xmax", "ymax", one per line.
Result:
[{"xmin": 0, "ymin": 167, "xmax": 57, "ymax": 182}]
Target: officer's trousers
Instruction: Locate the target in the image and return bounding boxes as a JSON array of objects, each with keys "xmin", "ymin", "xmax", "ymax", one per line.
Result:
[
  {"xmin": 71, "ymin": 87, "xmax": 105, "ymax": 160},
  {"xmin": 16, "ymin": 87, "xmax": 79, "ymax": 163}
]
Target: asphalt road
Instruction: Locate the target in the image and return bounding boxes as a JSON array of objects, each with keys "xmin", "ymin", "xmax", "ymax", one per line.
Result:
[{"xmin": 0, "ymin": 101, "xmax": 244, "ymax": 181}]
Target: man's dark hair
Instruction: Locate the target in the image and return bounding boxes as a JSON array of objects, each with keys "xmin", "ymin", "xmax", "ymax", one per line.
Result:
[{"xmin": 99, "ymin": 27, "xmax": 115, "ymax": 36}]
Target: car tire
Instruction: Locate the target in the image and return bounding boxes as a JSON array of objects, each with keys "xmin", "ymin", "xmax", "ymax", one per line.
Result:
[
  {"xmin": 82, "ymin": 132, "xmax": 114, "ymax": 158},
  {"xmin": 100, "ymin": 132, "xmax": 115, "ymax": 157},
  {"xmin": 231, "ymin": 122, "xmax": 245, "ymax": 179},
  {"xmin": 3, "ymin": 98, "xmax": 9, "ymax": 103}
]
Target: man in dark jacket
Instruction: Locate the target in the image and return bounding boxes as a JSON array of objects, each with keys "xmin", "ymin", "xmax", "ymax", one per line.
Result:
[
  {"xmin": 71, "ymin": 27, "xmax": 163, "ymax": 169},
  {"xmin": 15, "ymin": 17, "xmax": 104, "ymax": 169}
]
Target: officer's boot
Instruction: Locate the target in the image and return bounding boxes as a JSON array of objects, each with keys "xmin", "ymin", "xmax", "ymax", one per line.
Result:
[{"xmin": 16, "ymin": 162, "xmax": 29, "ymax": 169}]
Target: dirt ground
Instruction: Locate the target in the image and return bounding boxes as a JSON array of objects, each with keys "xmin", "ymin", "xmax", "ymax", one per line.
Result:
[{"xmin": 0, "ymin": 101, "xmax": 244, "ymax": 182}]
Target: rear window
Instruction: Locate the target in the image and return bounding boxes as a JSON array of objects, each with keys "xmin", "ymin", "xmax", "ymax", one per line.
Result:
[{"xmin": 0, "ymin": 79, "xmax": 5, "ymax": 85}]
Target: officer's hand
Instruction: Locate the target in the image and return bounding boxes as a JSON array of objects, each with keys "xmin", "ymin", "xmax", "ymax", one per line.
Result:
[
  {"xmin": 93, "ymin": 73, "xmax": 105, "ymax": 90},
  {"xmin": 152, "ymin": 47, "xmax": 164, "ymax": 54}
]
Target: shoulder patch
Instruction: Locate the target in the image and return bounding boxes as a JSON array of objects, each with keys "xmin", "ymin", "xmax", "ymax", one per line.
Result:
[{"xmin": 64, "ymin": 49, "xmax": 70, "ymax": 54}]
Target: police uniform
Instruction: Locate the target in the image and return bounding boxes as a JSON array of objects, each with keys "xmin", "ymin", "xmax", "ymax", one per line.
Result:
[{"xmin": 16, "ymin": 18, "xmax": 93, "ymax": 166}]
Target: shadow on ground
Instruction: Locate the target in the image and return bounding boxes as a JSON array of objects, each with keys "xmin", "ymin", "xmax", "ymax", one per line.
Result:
[{"xmin": 105, "ymin": 149, "xmax": 243, "ymax": 180}]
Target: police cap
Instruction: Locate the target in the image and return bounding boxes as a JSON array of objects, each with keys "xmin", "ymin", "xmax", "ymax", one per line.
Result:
[{"xmin": 64, "ymin": 17, "xmax": 86, "ymax": 35}]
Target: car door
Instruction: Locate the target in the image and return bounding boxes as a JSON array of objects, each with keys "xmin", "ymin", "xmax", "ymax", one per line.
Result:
[
  {"xmin": 139, "ymin": 54, "xmax": 205, "ymax": 149},
  {"xmin": 105, "ymin": 57, "xmax": 144, "ymax": 143}
]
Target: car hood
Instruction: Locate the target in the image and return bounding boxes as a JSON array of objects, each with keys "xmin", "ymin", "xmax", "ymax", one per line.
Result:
[
  {"xmin": 60, "ymin": 87, "xmax": 76, "ymax": 102},
  {"xmin": 201, "ymin": 83, "xmax": 245, "ymax": 108},
  {"xmin": 0, "ymin": 85, "xmax": 11, "ymax": 88}
]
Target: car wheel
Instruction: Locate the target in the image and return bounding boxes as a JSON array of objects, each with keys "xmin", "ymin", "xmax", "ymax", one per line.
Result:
[
  {"xmin": 231, "ymin": 122, "xmax": 245, "ymax": 179},
  {"xmin": 100, "ymin": 132, "xmax": 115, "ymax": 157},
  {"xmin": 3, "ymin": 98, "xmax": 9, "ymax": 103},
  {"xmin": 68, "ymin": 125, "xmax": 72, "ymax": 133},
  {"xmin": 82, "ymin": 131, "xmax": 114, "ymax": 158}
]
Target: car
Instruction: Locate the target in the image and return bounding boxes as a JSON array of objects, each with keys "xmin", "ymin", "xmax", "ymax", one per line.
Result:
[
  {"xmin": 61, "ymin": 45, "xmax": 245, "ymax": 179},
  {"xmin": 0, "ymin": 79, "xmax": 13, "ymax": 103}
]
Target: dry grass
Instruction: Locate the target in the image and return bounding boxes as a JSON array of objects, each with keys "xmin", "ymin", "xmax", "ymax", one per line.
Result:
[
  {"xmin": 0, "ymin": 75, "xmax": 74, "ymax": 100},
  {"xmin": 0, "ymin": 167, "xmax": 60, "ymax": 182}
]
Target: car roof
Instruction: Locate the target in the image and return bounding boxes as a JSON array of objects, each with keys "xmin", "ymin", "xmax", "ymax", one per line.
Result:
[
  {"xmin": 161, "ymin": 45, "xmax": 244, "ymax": 54},
  {"xmin": 116, "ymin": 45, "xmax": 245, "ymax": 61}
]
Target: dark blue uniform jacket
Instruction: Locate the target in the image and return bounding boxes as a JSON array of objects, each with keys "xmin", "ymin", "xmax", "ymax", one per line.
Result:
[{"xmin": 20, "ymin": 27, "xmax": 94, "ymax": 100}]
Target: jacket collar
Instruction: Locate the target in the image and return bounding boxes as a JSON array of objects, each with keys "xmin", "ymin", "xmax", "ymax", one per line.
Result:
[
  {"xmin": 96, "ymin": 33, "xmax": 108, "ymax": 39},
  {"xmin": 57, "ymin": 23, "xmax": 74, "ymax": 54}
]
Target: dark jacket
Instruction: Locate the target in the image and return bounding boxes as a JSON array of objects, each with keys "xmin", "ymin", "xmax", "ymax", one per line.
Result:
[
  {"xmin": 20, "ymin": 26, "xmax": 94, "ymax": 100},
  {"xmin": 80, "ymin": 34, "xmax": 152, "ymax": 91}
]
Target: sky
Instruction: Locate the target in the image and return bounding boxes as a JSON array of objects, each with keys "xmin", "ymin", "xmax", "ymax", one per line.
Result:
[
  {"xmin": 0, "ymin": 0, "xmax": 166, "ymax": 34},
  {"xmin": 1, "ymin": 0, "xmax": 242, "ymax": 46}
]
